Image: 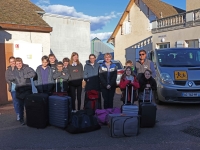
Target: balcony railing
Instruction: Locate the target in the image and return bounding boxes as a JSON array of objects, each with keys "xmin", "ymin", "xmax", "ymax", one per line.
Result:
[{"xmin": 152, "ymin": 8, "xmax": 200, "ymax": 30}]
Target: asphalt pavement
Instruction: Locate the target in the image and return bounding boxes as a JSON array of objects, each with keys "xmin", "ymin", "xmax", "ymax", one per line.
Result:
[{"xmin": 1, "ymin": 88, "xmax": 200, "ymax": 150}]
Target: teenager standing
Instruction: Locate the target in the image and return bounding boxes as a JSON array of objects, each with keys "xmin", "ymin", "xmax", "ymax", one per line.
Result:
[
  {"xmin": 35, "ymin": 56, "xmax": 54, "ymax": 95},
  {"xmin": 8, "ymin": 58, "xmax": 36, "ymax": 125},
  {"xmin": 5, "ymin": 56, "xmax": 20, "ymax": 121},
  {"xmin": 68, "ymin": 52, "xmax": 83, "ymax": 111},
  {"xmin": 99, "ymin": 53, "xmax": 117, "ymax": 109}
]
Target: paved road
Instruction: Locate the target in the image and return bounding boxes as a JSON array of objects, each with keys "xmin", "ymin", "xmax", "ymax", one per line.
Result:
[{"xmin": 1, "ymin": 88, "xmax": 200, "ymax": 150}]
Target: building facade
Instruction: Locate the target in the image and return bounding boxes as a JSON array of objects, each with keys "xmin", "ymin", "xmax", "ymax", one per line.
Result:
[
  {"xmin": 152, "ymin": 0, "xmax": 200, "ymax": 50},
  {"xmin": 0, "ymin": 0, "xmax": 52, "ymax": 104},
  {"xmin": 91, "ymin": 37, "xmax": 114, "ymax": 61},
  {"xmin": 43, "ymin": 13, "xmax": 91, "ymax": 65},
  {"xmin": 108, "ymin": 0, "xmax": 184, "ymax": 65}
]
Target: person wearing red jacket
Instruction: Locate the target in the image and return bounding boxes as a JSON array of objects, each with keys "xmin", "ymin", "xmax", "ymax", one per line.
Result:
[{"xmin": 119, "ymin": 66, "xmax": 140, "ymax": 104}]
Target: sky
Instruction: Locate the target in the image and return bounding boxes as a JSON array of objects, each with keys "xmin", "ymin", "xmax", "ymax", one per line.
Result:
[{"xmin": 31, "ymin": 0, "xmax": 186, "ymax": 43}]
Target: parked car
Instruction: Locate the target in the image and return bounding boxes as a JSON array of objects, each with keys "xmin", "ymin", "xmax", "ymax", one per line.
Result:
[
  {"xmin": 97, "ymin": 60, "xmax": 124, "ymax": 86},
  {"xmin": 149, "ymin": 48, "xmax": 200, "ymax": 104}
]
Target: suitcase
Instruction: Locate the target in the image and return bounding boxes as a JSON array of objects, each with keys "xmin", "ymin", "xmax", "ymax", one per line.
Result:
[
  {"xmin": 25, "ymin": 93, "xmax": 49, "ymax": 128},
  {"xmin": 108, "ymin": 114, "xmax": 139, "ymax": 138},
  {"xmin": 49, "ymin": 95, "xmax": 72, "ymax": 128},
  {"xmin": 121, "ymin": 85, "xmax": 138, "ymax": 115},
  {"xmin": 139, "ymin": 89, "xmax": 157, "ymax": 128},
  {"xmin": 84, "ymin": 90, "xmax": 101, "ymax": 112}
]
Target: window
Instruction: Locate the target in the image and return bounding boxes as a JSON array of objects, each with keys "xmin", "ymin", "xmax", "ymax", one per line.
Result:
[
  {"xmin": 121, "ymin": 21, "xmax": 131, "ymax": 35},
  {"xmin": 186, "ymin": 39, "xmax": 199, "ymax": 48},
  {"xmin": 157, "ymin": 43, "xmax": 170, "ymax": 49},
  {"xmin": 156, "ymin": 49, "xmax": 200, "ymax": 67}
]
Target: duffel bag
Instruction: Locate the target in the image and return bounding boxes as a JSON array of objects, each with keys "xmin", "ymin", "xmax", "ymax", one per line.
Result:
[
  {"xmin": 66, "ymin": 109, "xmax": 101, "ymax": 134},
  {"xmin": 95, "ymin": 107, "xmax": 121, "ymax": 125}
]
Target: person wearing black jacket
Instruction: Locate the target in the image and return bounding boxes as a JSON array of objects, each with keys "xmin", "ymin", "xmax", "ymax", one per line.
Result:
[
  {"xmin": 138, "ymin": 69, "xmax": 157, "ymax": 103},
  {"xmin": 68, "ymin": 52, "xmax": 83, "ymax": 111},
  {"xmin": 99, "ymin": 53, "xmax": 117, "ymax": 109}
]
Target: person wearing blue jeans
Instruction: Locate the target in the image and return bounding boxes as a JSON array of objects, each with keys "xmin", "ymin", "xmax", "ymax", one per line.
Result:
[
  {"xmin": 5, "ymin": 56, "xmax": 20, "ymax": 121},
  {"xmin": 8, "ymin": 57, "xmax": 36, "ymax": 125}
]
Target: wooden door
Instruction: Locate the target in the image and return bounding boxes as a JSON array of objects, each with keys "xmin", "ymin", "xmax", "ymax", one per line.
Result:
[{"xmin": 0, "ymin": 43, "xmax": 13, "ymax": 104}]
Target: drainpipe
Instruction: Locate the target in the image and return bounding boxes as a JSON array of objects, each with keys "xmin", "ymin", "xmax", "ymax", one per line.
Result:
[{"xmin": 92, "ymin": 40, "xmax": 94, "ymax": 54}]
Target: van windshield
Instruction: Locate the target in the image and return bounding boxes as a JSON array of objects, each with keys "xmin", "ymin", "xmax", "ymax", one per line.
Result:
[{"xmin": 156, "ymin": 49, "xmax": 200, "ymax": 67}]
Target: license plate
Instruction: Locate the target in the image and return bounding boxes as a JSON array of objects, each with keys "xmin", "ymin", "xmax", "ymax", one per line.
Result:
[
  {"xmin": 174, "ymin": 71, "xmax": 188, "ymax": 80},
  {"xmin": 182, "ymin": 93, "xmax": 200, "ymax": 97}
]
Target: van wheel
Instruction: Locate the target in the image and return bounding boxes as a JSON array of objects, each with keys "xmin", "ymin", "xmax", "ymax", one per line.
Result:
[{"xmin": 154, "ymin": 92, "xmax": 163, "ymax": 105}]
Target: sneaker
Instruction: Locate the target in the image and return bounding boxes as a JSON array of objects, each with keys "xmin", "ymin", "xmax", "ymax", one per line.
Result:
[
  {"xmin": 17, "ymin": 114, "xmax": 20, "ymax": 121},
  {"xmin": 20, "ymin": 119, "xmax": 25, "ymax": 126}
]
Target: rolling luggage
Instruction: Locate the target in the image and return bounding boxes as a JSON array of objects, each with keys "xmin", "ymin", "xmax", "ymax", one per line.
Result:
[
  {"xmin": 49, "ymin": 95, "xmax": 72, "ymax": 128},
  {"xmin": 108, "ymin": 114, "xmax": 139, "ymax": 138},
  {"xmin": 139, "ymin": 89, "xmax": 157, "ymax": 128},
  {"xmin": 84, "ymin": 90, "xmax": 101, "ymax": 112},
  {"xmin": 25, "ymin": 93, "xmax": 49, "ymax": 128},
  {"xmin": 121, "ymin": 85, "xmax": 138, "ymax": 115}
]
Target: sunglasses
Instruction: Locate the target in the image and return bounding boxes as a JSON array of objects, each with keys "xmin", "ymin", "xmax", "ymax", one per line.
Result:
[{"xmin": 139, "ymin": 53, "xmax": 145, "ymax": 56}]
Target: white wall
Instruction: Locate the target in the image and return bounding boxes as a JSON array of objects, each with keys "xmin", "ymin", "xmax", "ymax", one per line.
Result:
[
  {"xmin": 0, "ymin": 30, "xmax": 50, "ymax": 56},
  {"xmin": 43, "ymin": 14, "xmax": 91, "ymax": 65}
]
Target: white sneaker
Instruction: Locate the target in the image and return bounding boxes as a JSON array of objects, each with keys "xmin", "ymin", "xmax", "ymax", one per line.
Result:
[{"xmin": 17, "ymin": 114, "xmax": 20, "ymax": 121}]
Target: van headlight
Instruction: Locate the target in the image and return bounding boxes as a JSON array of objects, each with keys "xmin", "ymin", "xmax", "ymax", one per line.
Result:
[{"xmin": 160, "ymin": 73, "xmax": 174, "ymax": 85}]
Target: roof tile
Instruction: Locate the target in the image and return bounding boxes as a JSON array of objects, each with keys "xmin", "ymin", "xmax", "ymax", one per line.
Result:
[{"xmin": 0, "ymin": 0, "xmax": 50, "ymax": 27}]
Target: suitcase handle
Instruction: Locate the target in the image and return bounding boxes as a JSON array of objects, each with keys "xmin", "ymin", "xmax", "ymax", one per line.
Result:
[
  {"xmin": 143, "ymin": 88, "xmax": 152, "ymax": 103},
  {"xmin": 55, "ymin": 78, "xmax": 64, "ymax": 93},
  {"xmin": 125, "ymin": 84, "xmax": 134, "ymax": 105}
]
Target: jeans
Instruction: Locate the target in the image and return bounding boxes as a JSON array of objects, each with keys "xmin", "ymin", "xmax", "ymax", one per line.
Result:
[
  {"xmin": 101, "ymin": 87, "xmax": 115, "ymax": 109},
  {"xmin": 11, "ymin": 91, "xmax": 20, "ymax": 114},
  {"xmin": 70, "ymin": 85, "xmax": 82, "ymax": 110},
  {"xmin": 18, "ymin": 99, "xmax": 25, "ymax": 121}
]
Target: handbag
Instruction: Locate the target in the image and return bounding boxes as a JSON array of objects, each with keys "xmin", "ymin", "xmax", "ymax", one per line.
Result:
[{"xmin": 95, "ymin": 108, "xmax": 121, "ymax": 125}]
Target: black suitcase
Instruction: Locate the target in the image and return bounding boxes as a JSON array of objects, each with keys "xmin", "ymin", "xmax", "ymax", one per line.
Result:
[
  {"xmin": 84, "ymin": 90, "xmax": 101, "ymax": 112},
  {"xmin": 139, "ymin": 89, "xmax": 157, "ymax": 128},
  {"xmin": 49, "ymin": 95, "xmax": 72, "ymax": 128},
  {"xmin": 25, "ymin": 93, "xmax": 49, "ymax": 128}
]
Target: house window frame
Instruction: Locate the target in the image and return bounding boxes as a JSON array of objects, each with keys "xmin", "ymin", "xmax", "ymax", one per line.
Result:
[
  {"xmin": 186, "ymin": 39, "xmax": 199, "ymax": 48},
  {"xmin": 156, "ymin": 42, "xmax": 170, "ymax": 49}
]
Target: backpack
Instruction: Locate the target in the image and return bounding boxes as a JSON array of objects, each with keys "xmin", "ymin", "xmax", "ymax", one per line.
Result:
[{"xmin": 66, "ymin": 109, "xmax": 101, "ymax": 134}]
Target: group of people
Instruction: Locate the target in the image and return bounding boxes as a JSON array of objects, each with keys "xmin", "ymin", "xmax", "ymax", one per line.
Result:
[{"xmin": 5, "ymin": 49, "xmax": 157, "ymax": 125}]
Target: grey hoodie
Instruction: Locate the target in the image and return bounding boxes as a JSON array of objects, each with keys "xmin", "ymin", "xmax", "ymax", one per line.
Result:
[
  {"xmin": 11, "ymin": 64, "xmax": 36, "ymax": 88},
  {"xmin": 83, "ymin": 60, "xmax": 100, "ymax": 91}
]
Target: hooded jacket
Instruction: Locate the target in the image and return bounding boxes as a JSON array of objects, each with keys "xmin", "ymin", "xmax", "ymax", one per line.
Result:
[
  {"xmin": 83, "ymin": 60, "xmax": 100, "ymax": 91},
  {"xmin": 35, "ymin": 65, "xmax": 55, "ymax": 93},
  {"xmin": 10, "ymin": 64, "xmax": 36, "ymax": 100}
]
